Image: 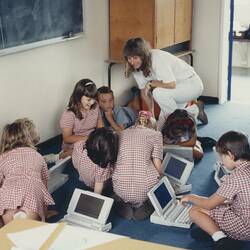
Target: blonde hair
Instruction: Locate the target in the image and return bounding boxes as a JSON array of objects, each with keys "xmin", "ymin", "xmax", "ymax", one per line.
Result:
[
  {"xmin": 136, "ymin": 111, "xmax": 157, "ymax": 130},
  {"xmin": 0, "ymin": 118, "xmax": 39, "ymax": 154}
]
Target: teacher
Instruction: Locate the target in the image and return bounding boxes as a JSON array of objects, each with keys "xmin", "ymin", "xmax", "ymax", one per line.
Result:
[{"xmin": 123, "ymin": 37, "xmax": 208, "ymax": 124}]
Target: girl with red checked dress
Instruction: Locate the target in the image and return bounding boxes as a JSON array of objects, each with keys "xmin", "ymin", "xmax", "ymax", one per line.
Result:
[
  {"xmin": 72, "ymin": 127, "xmax": 119, "ymax": 194},
  {"xmin": 112, "ymin": 111, "xmax": 163, "ymax": 220},
  {"xmin": 0, "ymin": 118, "xmax": 54, "ymax": 226}
]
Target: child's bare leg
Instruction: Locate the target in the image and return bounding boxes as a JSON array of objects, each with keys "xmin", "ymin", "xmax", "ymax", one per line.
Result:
[
  {"xmin": 24, "ymin": 211, "xmax": 40, "ymax": 221},
  {"xmin": 2, "ymin": 209, "xmax": 18, "ymax": 224},
  {"xmin": 189, "ymin": 206, "xmax": 220, "ymax": 236},
  {"xmin": 2, "ymin": 209, "xmax": 40, "ymax": 225}
]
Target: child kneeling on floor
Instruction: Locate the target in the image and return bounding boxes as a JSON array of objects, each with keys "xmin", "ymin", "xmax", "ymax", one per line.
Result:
[
  {"xmin": 0, "ymin": 118, "xmax": 54, "ymax": 226},
  {"xmin": 112, "ymin": 111, "xmax": 163, "ymax": 220},
  {"xmin": 181, "ymin": 131, "xmax": 250, "ymax": 250},
  {"xmin": 72, "ymin": 127, "xmax": 119, "ymax": 194}
]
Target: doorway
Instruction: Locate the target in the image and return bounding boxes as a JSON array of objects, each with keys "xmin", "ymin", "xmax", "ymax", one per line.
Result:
[{"xmin": 230, "ymin": 0, "xmax": 250, "ymax": 104}]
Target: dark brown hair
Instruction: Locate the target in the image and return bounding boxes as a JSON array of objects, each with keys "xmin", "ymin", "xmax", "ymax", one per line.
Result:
[
  {"xmin": 161, "ymin": 109, "xmax": 196, "ymax": 144},
  {"xmin": 68, "ymin": 79, "xmax": 97, "ymax": 120},
  {"xmin": 86, "ymin": 127, "xmax": 119, "ymax": 168},
  {"xmin": 123, "ymin": 37, "xmax": 152, "ymax": 78},
  {"xmin": 216, "ymin": 131, "xmax": 250, "ymax": 161},
  {"xmin": 97, "ymin": 86, "xmax": 114, "ymax": 97}
]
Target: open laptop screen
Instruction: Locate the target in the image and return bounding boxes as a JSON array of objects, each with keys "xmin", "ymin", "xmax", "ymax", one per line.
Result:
[
  {"xmin": 154, "ymin": 183, "xmax": 172, "ymax": 209},
  {"xmin": 74, "ymin": 193, "xmax": 104, "ymax": 219},
  {"xmin": 164, "ymin": 157, "xmax": 187, "ymax": 180}
]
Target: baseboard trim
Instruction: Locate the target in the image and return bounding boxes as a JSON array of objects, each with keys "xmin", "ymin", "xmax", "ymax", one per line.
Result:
[{"xmin": 198, "ymin": 96, "xmax": 219, "ymax": 104}]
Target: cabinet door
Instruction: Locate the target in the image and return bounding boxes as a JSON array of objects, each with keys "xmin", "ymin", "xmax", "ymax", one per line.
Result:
[
  {"xmin": 175, "ymin": 0, "xmax": 192, "ymax": 44},
  {"xmin": 155, "ymin": 0, "xmax": 175, "ymax": 48},
  {"xmin": 109, "ymin": 0, "xmax": 155, "ymax": 60}
]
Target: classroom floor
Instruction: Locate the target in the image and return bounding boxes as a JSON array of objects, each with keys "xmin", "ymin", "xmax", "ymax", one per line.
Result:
[{"xmin": 48, "ymin": 102, "xmax": 250, "ymax": 250}]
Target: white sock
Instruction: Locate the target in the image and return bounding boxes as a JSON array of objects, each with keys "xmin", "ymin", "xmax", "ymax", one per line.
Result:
[
  {"xmin": 212, "ymin": 231, "xmax": 227, "ymax": 242},
  {"xmin": 13, "ymin": 211, "xmax": 27, "ymax": 219}
]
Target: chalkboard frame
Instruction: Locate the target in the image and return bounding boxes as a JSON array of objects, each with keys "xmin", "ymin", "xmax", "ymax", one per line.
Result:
[{"xmin": 0, "ymin": 0, "xmax": 84, "ymax": 56}]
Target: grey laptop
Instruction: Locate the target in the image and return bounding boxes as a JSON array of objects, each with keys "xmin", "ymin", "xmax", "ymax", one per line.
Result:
[
  {"xmin": 148, "ymin": 177, "xmax": 192, "ymax": 228},
  {"xmin": 63, "ymin": 188, "xmax": 114, "ymax": 232},
  {"xmin": 48, "ymin": 156, "xmax": 71, "ymax": 193}
]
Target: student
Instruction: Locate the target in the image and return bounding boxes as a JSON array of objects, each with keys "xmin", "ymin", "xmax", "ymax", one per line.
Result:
[
  {"xmin": 97, "ymin": 86, "xmax": 138, "ymax": 132},
  {"xmin": 59, "ymin": 78, "xmax": 104, "ymax": 157},
  {"xmin": 0, "ymin": 118, "xmax": 54, "ymax": 225},
  {"xmin": 72, "ymin": 127, "xmax": 119, "ymax": 194},
  {"xmin": 158, "ymin": 109, "xmax": 203, "ymax": 160},
  {"xmin": 181, "ymin": 131, "xmax": 250, "ymax": 250},
  {"xmin": 123, "ymin": 37, "xmax": 208, "ymax": 124},
  {"xmin": 112, "ymin": 111, "xmax": 163, "ymax": 220}
]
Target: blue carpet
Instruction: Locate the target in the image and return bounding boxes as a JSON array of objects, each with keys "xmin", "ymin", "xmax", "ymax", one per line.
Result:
[{"xmin": 48, "ymin": 102, "xmax": 250, "ymax": 250}]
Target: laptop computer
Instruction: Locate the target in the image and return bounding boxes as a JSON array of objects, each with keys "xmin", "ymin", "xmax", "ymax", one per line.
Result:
[
  {"xmin": 162, "ymin": 152, "xmax": 194, "ymax": 194},
  {"xmin": 148, "ymin": 177, "xmax": 192, "ymax": 229},
  {"xmin": 63, "ymin": 188, "xmax": 114, "ymax": 232},
  {"xmin": 214, "ymin": 162, "xmax": 231, "ymax": 186},
  {"xmin": 163, "ymin": 145, "xmax": 193, "ymax": 162},
  {"xmin": 48, "ymin": 156, "xmax": 71, "ymax": 193}
]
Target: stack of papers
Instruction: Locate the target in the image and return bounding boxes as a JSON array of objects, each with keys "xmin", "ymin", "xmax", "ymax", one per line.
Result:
[{"xmin": 7, "ymin": 223, "xmax": 124, "ymax": 250}]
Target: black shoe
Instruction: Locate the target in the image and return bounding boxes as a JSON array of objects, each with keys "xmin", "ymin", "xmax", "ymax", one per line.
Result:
[
  {"xmin": 197, "ymin": 136, "xmax": 217, "ymax": 151},
  {"xmin": 190, "ymin": 227, "xmax": 211, "ymax": 241},
  {"xmin": 214, "ymin": 237, "xmax": 244, "ymax": 250},
  {"xmin": 112, "ymin": 194, "xmax": 134, "ymax": 220},
  {"xmin": 196, "ymin": 100, "xmax": 208, "ymax": 125},
  {"xmin": 133, "ymin": 200, "xmax": 154, "ymax": 221}
]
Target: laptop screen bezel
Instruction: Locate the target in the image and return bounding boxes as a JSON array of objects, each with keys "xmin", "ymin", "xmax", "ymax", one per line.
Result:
[
  {"xmin": 162, "ymin": 153, "xmax": 194, "ymax": 186},
  {"xmin": 163, "ymin": 144, "xmax": 193, "ymax": 162},
  {"xmin": 67, "ymin": 188, "xmax": 113, "ymax": 225},
  {"xmin": 147, "ymin": 177, "xmax": 176, "ymax": 217},
  {"xmin": 214, "ymin": 164, "xmax": 230, "ymax": 186}
]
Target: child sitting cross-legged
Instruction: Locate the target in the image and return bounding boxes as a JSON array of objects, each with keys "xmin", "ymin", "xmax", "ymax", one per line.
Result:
[{"xmin": 180, "ymin": 131, "xmax": 250, "ymax": 250}]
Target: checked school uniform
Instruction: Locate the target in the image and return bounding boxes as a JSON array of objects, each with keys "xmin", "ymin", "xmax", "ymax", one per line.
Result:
[
  {"xmin": 60, "ymin": 105, "xmax": 102, "ymax": 150},
  {"xmin": 72, "ymin": 140, "xmax": 112, "ymax": 189},
  {"xmin": 0, "ymin": 147, "xmax": 54, "ymax": 222},
  {"xmin": 209, "ymin": 161, "xmax": 250, "ymax": 240},
  {"xmin": 112, "ymin": 126, "xmax": 163, "ymax": 208}
]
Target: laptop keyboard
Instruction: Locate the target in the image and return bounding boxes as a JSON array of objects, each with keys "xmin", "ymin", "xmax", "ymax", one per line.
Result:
[
  {"xmin": 64, "ymin": 214, "xmax": 99, "ymax": 230},
  {"xmin": 168, "ymin": 202, "xmax": 192, "ymax": 225}
]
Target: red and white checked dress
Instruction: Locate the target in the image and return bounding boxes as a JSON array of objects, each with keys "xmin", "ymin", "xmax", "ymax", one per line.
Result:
[
  {"xmin": 112, "ymin": 126, "xmax": 163, "ymax": 207},
  {"xmin": 209, "ymin": 161, "xmax": 250, "ymax": 240},
  {"xmin": 0, "ymin": 147, "xmax": 54, "ymax": 222},
  {"xmin": 59, "ymin": 105, "xmax": 102, "ymax": 150},
  {"xmin": 72, "ymin": 140, "xmax": 112, "ymax": 189}
]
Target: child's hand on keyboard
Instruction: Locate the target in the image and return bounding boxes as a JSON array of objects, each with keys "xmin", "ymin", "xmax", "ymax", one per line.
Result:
[{"xmin": 180, "ymin": 195, "xmax": 192, "ymax": 206}]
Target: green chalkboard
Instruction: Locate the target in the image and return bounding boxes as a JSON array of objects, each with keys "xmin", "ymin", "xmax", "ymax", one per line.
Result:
[{"xmin": 0, "ymin": 0, "xmax": 83, "ymax": 50}]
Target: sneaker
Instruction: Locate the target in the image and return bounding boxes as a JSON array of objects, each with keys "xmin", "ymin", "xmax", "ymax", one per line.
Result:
[
  {"xmin": 190, "ymin": 227, "xmax": 211, "ymax": 241},
  {"xmin": 196, "ymin": 100, "xmax": 208, "ymax": 125},
  {"xmin": 43, "ymin": 153, "xmax": 59, "ymax": 164},
  {"xmin": 214, "ymin": 237, "xmax": 244, "ymax": 250}
]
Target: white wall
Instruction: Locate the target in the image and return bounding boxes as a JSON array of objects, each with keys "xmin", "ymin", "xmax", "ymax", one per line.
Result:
[
  {"xmin": 192, "ymin": 0, "xmax": 221, "ymax": 98},
  {"xmin": 0, "ymin": 0, "xmax": 112, "ymax": 142},
  {"xmin": 0, "ymin": 0, "xmax": 229, "ymax": 142},
  {"xmin": 234, "ymin": 0, "xmax": 250, "ymax": 28}
]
